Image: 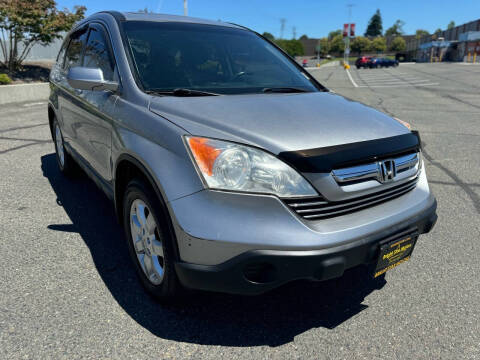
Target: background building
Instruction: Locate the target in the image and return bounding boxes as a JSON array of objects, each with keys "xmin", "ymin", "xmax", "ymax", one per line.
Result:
[{"xmin": 405, "ymin": 18, "xmax": 480, "ymax": 62}]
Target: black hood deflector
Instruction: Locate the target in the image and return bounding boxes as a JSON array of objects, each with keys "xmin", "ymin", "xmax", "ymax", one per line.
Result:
[{"xmin": 278, "ymin": 131, "xmax": 421, "ymax": 173}]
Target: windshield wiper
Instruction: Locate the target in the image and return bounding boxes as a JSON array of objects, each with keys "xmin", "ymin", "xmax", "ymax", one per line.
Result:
[
  {"xmin": 146, "ymin": 88, "xmax": 220, "ymax": 97},
  {"xmin": 262, "ymin": 87, "xmax": 309, "ymax": 93}
]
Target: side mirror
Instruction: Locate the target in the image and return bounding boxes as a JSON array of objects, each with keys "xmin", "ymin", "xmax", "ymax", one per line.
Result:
[{"xmin": 67, "ymin": 67, "xmax": 118, "ymax": 92}]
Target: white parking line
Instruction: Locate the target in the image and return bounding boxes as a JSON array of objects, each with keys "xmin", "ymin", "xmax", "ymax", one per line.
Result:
[
  {"xmin": 358, "ymin": 73, "xmax": 416, "ymax": 78},
  {"xmin": 357, "ymin": 74, "xmax": 418, "ymax": 79},
  {"xmin": 357, "ymin": 83, "xmax": 439, "ymax": 88},
  {"xmin": 345, "ymin": 69, "xmax": 358, "ymax": 88},
  {"xmin": 361, "ymin": 78, "xmax": 432, "ymax": 83},
  {"xmin": 348, "ymin": 68, "xmax": 438, "ymax": 88},
  {"xmin": 22, "ymin": 102, "xmax": 47, "ymax": 107}
]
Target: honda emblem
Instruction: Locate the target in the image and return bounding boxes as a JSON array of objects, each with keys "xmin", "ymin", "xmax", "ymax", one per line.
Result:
[{"xmin": 378, "ymin": 159, "xmax": 396, "ymax": 183}]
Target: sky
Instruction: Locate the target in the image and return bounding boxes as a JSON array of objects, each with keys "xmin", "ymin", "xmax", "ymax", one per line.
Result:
[{"xmin": 57, "ymin": 0, "xmax": 480, "ymax": 39}]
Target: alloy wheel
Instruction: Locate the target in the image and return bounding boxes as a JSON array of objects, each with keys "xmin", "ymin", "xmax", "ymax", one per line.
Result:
[{"xmin": 130, "ymin": 199, "xmax": 165, "ymax": 285}]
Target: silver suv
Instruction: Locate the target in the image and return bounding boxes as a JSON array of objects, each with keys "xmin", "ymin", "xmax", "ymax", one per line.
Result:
[{"xmin": 48, "ymin": 11, "xmax": 437, "ymax": 300}]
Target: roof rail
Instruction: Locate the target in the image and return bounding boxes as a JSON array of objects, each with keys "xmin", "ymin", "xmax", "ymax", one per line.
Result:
[{"xmin": 98, "ymin": 11, "xmax": 126, "ymax": 22}]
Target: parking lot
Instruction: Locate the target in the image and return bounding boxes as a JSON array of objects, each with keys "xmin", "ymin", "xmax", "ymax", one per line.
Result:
[{"xmin": 1, "ymin": 63, "xmax": 479, "ymax": 359}]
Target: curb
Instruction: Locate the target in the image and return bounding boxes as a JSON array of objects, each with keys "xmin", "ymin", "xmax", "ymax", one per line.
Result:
[
  {"xmin": 305, "ymin": 61, "xmax": 340, "ymax": 70},
  {"xmin": 0, "ymin": 82, "xmax": 50, "ymax": 105}
]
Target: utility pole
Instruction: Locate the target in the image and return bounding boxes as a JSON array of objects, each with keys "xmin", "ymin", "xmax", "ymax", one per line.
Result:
[
  {"xmin": 280, "ymin": 18, "xmax": 286, "ymax": 39},
  {"xmin": 292, "ymin": 26, "xmax": 297, "ymax": 40},
  {"xmin": 184, "ymin": 0, "xmax": 188, "ymax": 16}
]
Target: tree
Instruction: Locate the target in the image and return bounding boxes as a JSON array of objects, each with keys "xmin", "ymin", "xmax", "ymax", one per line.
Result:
[
  {"xmin": 329, "ymin": 34, "xmax": 344, "ymax": 55},
  {"xmin": 415, "ymin": 29, "xmax": 430, "ymax": 39},
  {"xmin": 262, "ymin": 32, "xmax": 275, "ymax": 41},
  {"xmin": 351, "ymin": 36, "xmax": 371, "ymax": 55},
  {"xmin": 299, "ymin": 34, "xmax": 308, "ymax": 40},
  {"xmin": 385, "ymin": 20, "xmax": 405, "ymax": 37},
  {"xmin": 447, "ymin": 21, "xmax": 455, "ymax": 30},
  {"xmin": 0, "ymin": 0, "xmax": 85, "ymax": 71},
  {"xmin": 365, "ymin": 9, "xmax": 383, "ymax": 37},
  {"xmin": 369, "ymin": 37, "xmax": 386, "ymax": 53},
  {"xmin": 434, "ymin": 28, "xmax": 443, "ymax": 35},
  {"xmin": 274, "ymin": 39, "xmax": 304, "ymax": 57},
  {"xmin": 328, "ymin": 29, "xmax": 342, "ymax": 40},
  {"xmin": 318, "ymin": 37, "xmax": 330, "ymax": 56},
  {"xmin": 389, "ymin": 37, "xmax": 406, "ymax": 52}
]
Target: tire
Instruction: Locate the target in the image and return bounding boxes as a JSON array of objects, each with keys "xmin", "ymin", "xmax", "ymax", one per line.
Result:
[
  {"xmin": 123, "ymin": 178, "xmax": 182, "ymax": 301},
  {"xmin": 53, "ymin": 119, "xmax": 76, "ymax": 175}
]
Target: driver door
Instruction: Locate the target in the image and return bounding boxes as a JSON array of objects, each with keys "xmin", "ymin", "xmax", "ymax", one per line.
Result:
[{"xmin": 72, "ymin": 23, "xmax": 119, "ymax": 183}]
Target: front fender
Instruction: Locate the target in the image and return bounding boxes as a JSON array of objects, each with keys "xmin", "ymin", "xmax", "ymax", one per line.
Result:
[{"xmin": 111, "ymin": 97, "xmax": 204, "ymax": 205}]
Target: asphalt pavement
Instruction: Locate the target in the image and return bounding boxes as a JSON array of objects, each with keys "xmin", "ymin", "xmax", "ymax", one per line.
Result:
[{"xmin": 0, "ymin": 63, "xmax": 479, "ymax": 359}]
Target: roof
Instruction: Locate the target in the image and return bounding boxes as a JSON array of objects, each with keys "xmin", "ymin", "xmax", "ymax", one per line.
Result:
[{"xmin": 116, "ymin": 11, "xmax": 242, "ymax": 29}]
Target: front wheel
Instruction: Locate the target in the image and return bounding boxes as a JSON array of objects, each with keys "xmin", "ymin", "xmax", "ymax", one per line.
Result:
[{"xmin": 123, "ymin": 179, "xmax": 182, "ymax": 301}]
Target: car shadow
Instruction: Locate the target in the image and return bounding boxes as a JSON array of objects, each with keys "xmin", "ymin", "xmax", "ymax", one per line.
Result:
[{"xmin": 41, "ymin": 153, "xmax": 386, "ymax": 347}]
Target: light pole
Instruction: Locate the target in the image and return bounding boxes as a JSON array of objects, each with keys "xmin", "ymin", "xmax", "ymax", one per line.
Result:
[
  {"xmin": 184, "ymin": 0, "xmax": 188, "ymax": 16},
  {"xmin": 345, "ymin": 4, "xmax": 354, "ymax": 66}
]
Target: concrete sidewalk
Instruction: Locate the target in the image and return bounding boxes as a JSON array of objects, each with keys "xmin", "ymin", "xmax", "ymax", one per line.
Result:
[{"xmin": 0, "ymin": 82, "xmax": 50, "ymax": 105}]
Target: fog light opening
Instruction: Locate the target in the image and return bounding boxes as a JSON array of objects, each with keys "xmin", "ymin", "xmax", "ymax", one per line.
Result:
[{"xmin": 243, "ymin": 262, "xmax": 277, "ymax": 284}]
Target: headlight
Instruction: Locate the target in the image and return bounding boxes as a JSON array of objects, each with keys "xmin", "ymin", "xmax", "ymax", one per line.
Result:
[{"xmin": 185, "ymin": 136, "xmax": 317, "ymax": 198}]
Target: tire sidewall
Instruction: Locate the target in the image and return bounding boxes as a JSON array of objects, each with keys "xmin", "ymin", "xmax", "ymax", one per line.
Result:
[{"xmin": 53, "ymin": 119, "xmax": 67, "ymax": 172}]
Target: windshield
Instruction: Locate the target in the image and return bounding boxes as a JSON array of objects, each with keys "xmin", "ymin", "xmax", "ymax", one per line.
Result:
[{"xmin": 123, "ymin": 21, "xmax": 320, "ymax": 95}]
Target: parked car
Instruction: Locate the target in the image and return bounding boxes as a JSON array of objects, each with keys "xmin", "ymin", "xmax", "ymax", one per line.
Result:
[
  {"xmin": 355, "ymin": 56, "xmax": 371, "ymax": 69},
  {"xmin": 48, "ymin": 12, "xmax": 437, "ymax": 300},
  {"xmin": 377, "ymin": 58, "xmax": 399, "ymax": 68},
  {"xmin": 368, "ymin": 58, "xmax": 380, "ymax": 68}
]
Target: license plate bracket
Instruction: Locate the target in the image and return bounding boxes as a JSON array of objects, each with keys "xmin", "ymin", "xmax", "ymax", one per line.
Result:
[{"xmin": 374, "ymin": 233, "xmax": 418, "ymax": 278}]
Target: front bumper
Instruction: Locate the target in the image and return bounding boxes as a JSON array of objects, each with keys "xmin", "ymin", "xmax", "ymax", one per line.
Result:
[
  {"xmin": 174, "ymin": 199, "xmax": 437, "ymax": 295},
  {"xmin": 170, "ymin": 168, "xmax": 434, "ymax": 265}
]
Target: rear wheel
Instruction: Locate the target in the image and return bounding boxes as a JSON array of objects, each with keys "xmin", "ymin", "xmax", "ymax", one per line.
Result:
[
  {"xmin": 53, "ymin": 119, "xmax": 76, "ymax": 175},
  {"xmin": 123, "ymin": 179, "xmax": 182, "ymax": 301}
]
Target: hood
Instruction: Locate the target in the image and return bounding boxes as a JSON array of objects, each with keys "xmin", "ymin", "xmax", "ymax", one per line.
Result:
[{"xmin": 149, "ymin": 92, "xmax": 410, "ymax": 154}]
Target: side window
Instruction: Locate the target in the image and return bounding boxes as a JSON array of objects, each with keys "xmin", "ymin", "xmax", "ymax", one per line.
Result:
[
  {"xmin": 56, "ymin": 40, "xmax": 68, "ymax": 68},
  {"xmin": 65, "ymin": 29, "xmax": 88, "ymax": 69},
  {"xmin": 83, "ymin": 25, "xmax": 115, "ymax": 81}
]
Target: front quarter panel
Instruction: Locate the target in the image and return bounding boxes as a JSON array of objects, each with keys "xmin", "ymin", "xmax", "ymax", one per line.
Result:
[{"xmin": 111, "ymin": 97, "xmax": 204, "ymax": 203}]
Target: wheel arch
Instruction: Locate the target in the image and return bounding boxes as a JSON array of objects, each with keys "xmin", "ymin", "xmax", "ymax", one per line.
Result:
[{"xmin": 114, "ymin": 154, "xmax": 180, "ymax": 260}]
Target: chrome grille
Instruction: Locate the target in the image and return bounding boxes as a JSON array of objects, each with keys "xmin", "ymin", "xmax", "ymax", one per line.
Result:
[
  {"xmin": 331, "ymin": 152, "xmax": 419, "ymax": 185},
  {"xmin": 284, "ymin": 176, "xmax": 419, "ymax": 220}
]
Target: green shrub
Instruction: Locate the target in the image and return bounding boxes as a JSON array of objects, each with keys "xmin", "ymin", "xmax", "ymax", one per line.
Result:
[{"xmin": 0, "ymin": 74, "xmax": 12, "ymax": 85}]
